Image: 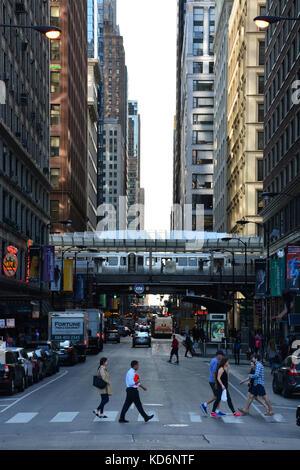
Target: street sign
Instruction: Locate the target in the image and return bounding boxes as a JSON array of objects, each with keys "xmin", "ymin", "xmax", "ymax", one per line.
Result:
[{"xmin": 134, "ymin": 284, "xmax": 144, "ymax": 295}]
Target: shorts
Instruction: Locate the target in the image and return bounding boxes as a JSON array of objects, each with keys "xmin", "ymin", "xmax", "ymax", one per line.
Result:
[
  {"xmin": 250, "ymin": 384, "xmax": 266, "ymax": 397},
  {"xmin": 209, "ymin": 382, "xmax": 217, "ymax": 394}
]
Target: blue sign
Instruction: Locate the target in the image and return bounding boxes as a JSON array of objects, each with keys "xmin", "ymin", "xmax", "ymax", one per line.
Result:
[{"xmin": 134, "ymin": 284, "xmax": 144, "ymax": 295}]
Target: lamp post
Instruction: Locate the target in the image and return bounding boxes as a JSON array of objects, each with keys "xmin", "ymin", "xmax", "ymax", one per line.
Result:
[
  {"xmin": 254, "ymin": 15, "xmax": 300, "ymax": 29},
  {"xmin": 72, "ymin": 247, "xmax": 98, "ymax": 307},
  {"xmin": 215, "ymin": 247, "xmax": 235, "ymax": 331},
  {"xmin": 0, "ymin": 24, "xmax": 61, "ymax": 39}
]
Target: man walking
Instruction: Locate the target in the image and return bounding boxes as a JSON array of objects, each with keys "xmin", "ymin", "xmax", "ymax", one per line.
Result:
[
  {"xmin": 168, "ymin": 334, "xmax": 179, "ymax": 364},
  {"xmin": 119, "ymin": 360, "xmax": 154, "ymax": 423},
  {"xmin": 184, "ymin": 332, "xmax": 194, "ymax": 358},
  {"xmin": 200, "ymin": 350, "xmax": 225, "ymax": 417},
  {"xmin": 239, "ymin": 354, "xmax": 274, "ymax": 416}
]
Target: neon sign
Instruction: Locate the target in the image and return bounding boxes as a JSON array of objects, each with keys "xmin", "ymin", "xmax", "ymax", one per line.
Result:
[{"xmin": 3, "ymin": 246, "xmax": 18, "ymax": 277}]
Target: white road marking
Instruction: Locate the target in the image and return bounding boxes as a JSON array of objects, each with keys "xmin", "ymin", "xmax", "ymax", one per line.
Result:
[
  {"xmin": 0, "ymin": 371, "xmax": 69, "ymax": 414},
  {"xmin": 6, "ymin": 412, "xmax": 38, "ymax": 424},
  {"xmin": 188, "ymin": 412, "xmax": 202, "ymax": 423},
  {"xmin": 262, "ymin": 413, "xmax": 287, "ymax": 423},
  {"xmin": 138, "ymin": 410, "xmax": 159, "ymax": 422},
  {"xmin": 50, "ymin": 412, "xmax": 79, "ymax": 423},
  {"xmin": 144, "ymin": 404, "xmax": 164, "ymax": 406},
  {"xmin": 222, "ymin": 416, "xmax": 244, "ymax": 424},
  {"xmin": 164, "ymin": 424, "xmax": 189, "ymax": 427},
  {"xmin": 93, "ymin": 411, "xmax": 118, "ymax": 422}
]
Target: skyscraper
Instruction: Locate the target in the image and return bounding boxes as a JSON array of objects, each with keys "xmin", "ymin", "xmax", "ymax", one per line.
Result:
[
  {"xmin": 174, "ymin": 0, "xmax": 215, "ymax": 231},
  {"xmin": 50, "ymin": 0, "xmax": 88, "ymax": 233}
]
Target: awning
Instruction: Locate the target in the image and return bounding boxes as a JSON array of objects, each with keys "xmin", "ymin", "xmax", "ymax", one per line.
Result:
[{"xmin": 182, "ymin": 295, "xmax": 232, "ymax": 313}]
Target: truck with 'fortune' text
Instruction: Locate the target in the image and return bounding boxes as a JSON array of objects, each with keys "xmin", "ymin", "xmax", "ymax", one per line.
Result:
[{"xmin": 49, "ymin": 311, "xmax": 89, "ymax": 362}]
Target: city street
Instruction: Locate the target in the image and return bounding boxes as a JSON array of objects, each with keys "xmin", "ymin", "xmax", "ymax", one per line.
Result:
[{"xmin": 0, "ymin": 336, "xmax": 298, "ymax": 451}]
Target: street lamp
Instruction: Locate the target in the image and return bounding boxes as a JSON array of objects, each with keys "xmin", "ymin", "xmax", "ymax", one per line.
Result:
[
  {"xmin": 254, "ymin": 15, "xmax": 300, "ymax": 29},
  {"xmin": 0, "ymin": 24, "xmax": 61, "ymax": 39},
  {"xmin": 215, "ymin": 246, "xmax": 236, "ymax": 331}
]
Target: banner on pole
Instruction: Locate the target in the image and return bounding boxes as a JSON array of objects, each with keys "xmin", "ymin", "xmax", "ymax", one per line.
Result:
[
  {"xmin": 51, "ymin": 259, "xmax": 62, "ymax": 292},
  {"xmin": 255, "ymin": 259, "xmax": 267, "ymax": 297},
  {"xmin": 270, "ymin": 259, "xmax": 285, "ymax": 297},
  {"xmin": 63, "ymin": 259, "xmax": 73, "ymax": 292},
  {"xmin": 43, "ymin": 246, "xmax": 55, "ymax": 282},
  {"xmin": 286, "ymin": 246, "xmax": 300, "ymax": 291}
]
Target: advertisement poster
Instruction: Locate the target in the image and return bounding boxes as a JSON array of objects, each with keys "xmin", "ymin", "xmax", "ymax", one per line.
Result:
[
  {"xmin": 63, "ymin": 259, "xmax": 74, "ymax": 292},
  {"xmin": 0, "ymin": 319, "xmax": 5, "ymax": 328},
  {"xmin": 43, "ymin": 246, "xmax": 55, "ymax": 282},
  {"xmin": 3, "ymin": 246, "xmax": 18, "ymax": 277},
  {"xmin": 255, "ymin": 259, "xmax": 267, "ymax": 297},
  {"xmin": 29, "ymin": 247, "xmax": 40, "ymax": 282},
  {"xmin": 286, "ymin": 246, "xmax": 300, "ymax": 291},
  {"xmin": 51, "ymin": 259, "xmax": 62, "ymax": 292},
  {"xmin": 270, "ymin": 258, "xmax": 285, "ymax": 297},
  {"xmin": 6, "ymin": 319, "xmax": 15, "ymax": 328},
  {"xmin": 210, "ymin": 321, "xmax": 225, "ymax": 343},
  {"xmin": 75, "ymin": 275, "xmax": 85, "ymax": 302}
]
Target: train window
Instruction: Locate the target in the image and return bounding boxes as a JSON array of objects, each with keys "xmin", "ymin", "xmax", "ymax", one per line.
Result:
[
  {"xmin": 178, "ymin": 258, "xmax": 187, "ymax": 266},
  {"xmin": 137, "ymin": 257, "xmax": 144, "ymax": 266},
  {"xmin": 146, "ymin": 258, "xmax": 155, "ymax": 266},
  {"xmin": 120, "ymin": 257, "xmax": 127, "ymax": 266},
  {"xmin": 108, "ymin": 257, "xmax": 118, "ymax": 266},
  {"xmin": 189, "ymin": 258, "xmax": 197, "ymax": 266}
]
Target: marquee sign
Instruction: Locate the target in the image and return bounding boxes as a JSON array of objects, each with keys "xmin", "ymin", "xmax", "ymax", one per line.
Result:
[{"xmin": 3, "ymin": 246, "xmax": 18, "ymax": 277}]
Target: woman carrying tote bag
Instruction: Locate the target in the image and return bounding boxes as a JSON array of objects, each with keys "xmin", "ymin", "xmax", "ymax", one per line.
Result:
[
  {"xmin": 93, "ymin": 357, "xmax": 112, "ymax": 419},
  {"xmin": 211, "ymin": 357, "xmax": 243, "ymax": 418}
]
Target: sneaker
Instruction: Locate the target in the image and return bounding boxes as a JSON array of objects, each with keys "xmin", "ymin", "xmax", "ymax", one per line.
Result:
[
  {"xmin": 234, "ymin": 412, "xmax": 243, "ymax": 417},
  {"xmin": 210, "ymin": 412, "xmax": 220, "ymax": 418},
  {"xmin": 200, "ymin": 403, "xmax": 208, "ymax": 415},
  {"xmin": 216, "ymin": 411, "xmax": 226, "ymax": 417},
  {"xmin": 145, "ymin": 414, "xmax": 154, "ymax": 422}
]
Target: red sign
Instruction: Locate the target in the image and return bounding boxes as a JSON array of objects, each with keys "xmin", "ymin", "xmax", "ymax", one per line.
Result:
[
  {"xmin": 3, "ymin": 246, "xmax": 18, "ymax": 277},
  {"xmin": 195, "ymin": 310, "xmax": 208, "ymax": 316}
]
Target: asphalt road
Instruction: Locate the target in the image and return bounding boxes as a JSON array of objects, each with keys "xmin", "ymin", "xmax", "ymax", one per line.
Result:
[{"xmin": 0, "ymin": 336, "xmax": 299, "ymax": 450}]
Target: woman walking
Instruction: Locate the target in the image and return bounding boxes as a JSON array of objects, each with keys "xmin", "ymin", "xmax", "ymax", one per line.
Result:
[
  {"xmin": 239, "ymin": 360, "xmax": 269, "ymax": 412},
  {"xmin": 93, "ymin": 357, "xmax": 112, "ymax": 419},
  {"xmin": 211, "ymin": 357, "xmax": 243, "ymax": 418}
]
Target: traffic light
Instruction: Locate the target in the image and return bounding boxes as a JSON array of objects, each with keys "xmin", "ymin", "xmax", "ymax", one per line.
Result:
[
  {"xmin": 113, "ymin": 294, "xmax": 117, "ymax": 299},
  {"xmin": 142, "ymin": 295, "xmax": 146, "ymax": 299}
]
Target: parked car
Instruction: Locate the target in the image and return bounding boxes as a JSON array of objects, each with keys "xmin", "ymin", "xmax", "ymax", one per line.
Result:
[
  {"xmin": 7, "ymin": 348, "xmax": 33, "ymax": 386},
  {"xmin": 297, "ymin": 405, "xmax": 300, "ymax": 426},
  {"xmin": 132, "ymin": 331, "xmax": 151, "ymax": 348},
  {"xmin": 272, "ymin": 355, "xmax": 300, "ymax": 397},
  {"xmin": 57, "ymin": 341, "xmax": 79, "ymax": 366},
  {"xmin": 0, "ymin": 349, "xmax": 26, "ymax": 394},
  {"xmin": 25, "ymin": 350, "xmax": 41, "ymax": 383},
  {"xmin": 27, "ymin": 341, "xmax": 59, "ymax": 373},
  {"xmin": 105, "ymin": 329, "xmax": 120, "ymax": 343},
  {"xmin": 34, "ymin": 348, "xmax": 53, "ymax": 377}
]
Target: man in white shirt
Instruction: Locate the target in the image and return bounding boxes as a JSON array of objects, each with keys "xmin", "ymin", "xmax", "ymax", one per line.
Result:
[{"xmin": 119, "ymin": 360, "xmax": 154, "ymax": 423}]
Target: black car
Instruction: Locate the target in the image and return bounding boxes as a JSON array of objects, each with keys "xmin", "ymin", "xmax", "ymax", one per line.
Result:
[
  {"xmin": 297, "ymin": 405, "xmax": 300, "ymax": 426},
  {"xmin": 34, "ymin": 349, "xmax": 53, "ymax": 377},
  {"xmin": 273, "ymin": 355, "xmax": 300, "ymax": 398},
  {"xmin": 27, "ymin": 341, "xmax": 59, "ymax": 374},
  {"xmin": 57, "ymin": 341, "xmax": 79, "ymax": 366},
  {"xmin": 104, "ymin": 329, "xmax": 120, "ymax": 343},
  {"xmin": 0, "ymin": 349, "xmax": 26, "ymax": 394}
]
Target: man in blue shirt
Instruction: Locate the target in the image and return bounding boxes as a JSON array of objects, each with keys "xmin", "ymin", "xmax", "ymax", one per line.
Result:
[
  {"xmin": 200, "ymin": 350, "xmax": 225, "ymax": 416},
  {"xmin": 239, "ymin": 354, "xmax": 274, "ymax": 416},
  {"xmin": 119, "ymin": 360, "xmax": 154, "ymax": 423}
]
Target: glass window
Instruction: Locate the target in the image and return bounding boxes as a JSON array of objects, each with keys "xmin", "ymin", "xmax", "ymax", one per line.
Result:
[
  {"xmin": 257, "ymin": 131, "xmax": 264, "ymax": 150},
  {"xmin": 50, "ymin": 137, "xmax": 60, "ymax": 157},
  {"xmin": 50, "ymin": 40, "xmax": 60, "ymax": 61},
  {"xmin": 193, "ymin": 62, "xmax": 203, "ymax": 74},
  {"xmin": 50, "ymin": 169, "xmax": 60, "ymax": 189},
  {"xmin": 258, "ymin": 75, "xmax": 264, "ymax": 94},
  {"xmin": 50, "ymin": 6, "xmax": 60, "ymax": 27},
  {"xmin": 259, "ymin": 41, "xmax": 265, "ymax": 65},
  {"xmin": 50, "ymin": 105, "xmax": 60, "ymax": 125},
  {"xmin": 257, "ymin": 190, "xmax": 263, "ymax": 213},
  {"xmin": 50, "ymin": 71, "xmax": 60, "ymax": 93},
  {"xmin": 193, "ymin": 81, "xmax": 213, "ymax": 92},
  {"xmin": 258, "ymin": 103, "xmax": 264, "ymax": 122},
  {"xmin": 50, "ymin": 200, "xmax": 59, "ymax": 221},
  {"xmin": 257, "ymin": 159, "xmax": 263, "ymax": 181}
]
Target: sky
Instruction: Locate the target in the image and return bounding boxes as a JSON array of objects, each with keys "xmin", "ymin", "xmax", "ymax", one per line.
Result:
[{"xmin": 117, "ymin": 0, "xmax": 177, "ymax": 231}]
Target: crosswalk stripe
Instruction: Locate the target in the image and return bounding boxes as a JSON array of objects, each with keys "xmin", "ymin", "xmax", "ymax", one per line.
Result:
[
  {"xmin": 262, "ymin": 413, "xmax": 286, "ymax": 423},
  {"xmin": 188, "ymin": 412, "xmax": 202, "ymax": 423},
  {"xmin": 138, "ymin": 410, "xmax": 159, "ymax": 422},
  {"xmin": 50, "ymin": 412, "xmax": 79, "ymax": 423},
  {"xmin": 93, "ymin": 411, "xmax": 118, "ymax": 422},
  {"xmin": 222, "ymin": 415, "xmax": 244, "ymax": 424},
  {"xmin": 6, "ymin": 412, "xmax": 38, "ymax": 424}
]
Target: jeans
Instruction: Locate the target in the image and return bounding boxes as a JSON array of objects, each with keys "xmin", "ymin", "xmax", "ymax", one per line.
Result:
[
  {"xmin": 212, "ymin": 386, "xmax": 235, "ymax": 414},
  {"xmin": 98, "ymin": 393, "xmax": 109, "ymax": 414},
  {"xmin": 170, "ymin": 348, "xmax": 179, "ymax": 362}
]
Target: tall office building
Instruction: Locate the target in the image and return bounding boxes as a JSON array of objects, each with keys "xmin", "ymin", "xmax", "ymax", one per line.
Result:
[
  {"xmin": 0, "ymin": 0, "xmax": 51, "ymax": 322},
  {"xmin": 174, "ymin": 0, "xmax": 215, "ymax": 232},
  {"xmin": 262, "ymin": 0, "xmax": 300, "ymax": 253},
  {"xmin": 213, "ymin": 0, "xmax": 233, "ymax": 233},
  {"xmin": 50, "ymin": 0, "xmax": 88, "ymax": 232},
  {"xmin": 227, "ymin": 0, "xmax": 265, "ymax": 236},
  {"xmin": 127, "ymin": 101, "xmax": 144, "ymax": 229}
]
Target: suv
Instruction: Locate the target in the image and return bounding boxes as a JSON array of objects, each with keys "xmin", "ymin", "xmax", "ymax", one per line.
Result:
[
  {"xmin": 7, "ymin": 348, "xmax": 33, "ymax": 386},
  {"xmin": 27, "ymin": 341, "xmax": 59, "ymax": 373},
  {"xmin": 297, "ymin": 406, "xmax": 300, "ymax": 426},
  {"xmin": 273, "ymin": 355, "xmax": 300, "ymax": 398},
  {"xmin": 0, "ymin": 349, "xmax": 26, "ymax": 394}
]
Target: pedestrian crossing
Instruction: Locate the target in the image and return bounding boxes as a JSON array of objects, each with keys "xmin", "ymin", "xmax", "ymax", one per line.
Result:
[{"xmin": 3, "ymin": 410, "xmax": 287, "ymax": 425}]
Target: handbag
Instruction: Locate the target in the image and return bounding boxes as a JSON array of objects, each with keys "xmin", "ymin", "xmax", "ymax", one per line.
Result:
[
  {"xmin": 93, "ymin": 369, "xmax": 107, "ymax": 389},
  {"xmin": 221, "ymin": 389, "xmax": 227, "ymax": 402}
]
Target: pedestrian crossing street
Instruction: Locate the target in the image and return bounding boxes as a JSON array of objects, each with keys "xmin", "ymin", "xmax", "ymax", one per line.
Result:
[{"xmin": 3, "ymin": 410, "xmax": 287, "ymax": 425}]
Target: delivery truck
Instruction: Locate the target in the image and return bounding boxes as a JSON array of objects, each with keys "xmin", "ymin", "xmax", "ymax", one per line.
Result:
[
  {"xmin": 49, "ymin": 311, "xmax": 88, "ymax": 362},
  {"xmin": 85, "ymin": 309, "xmax": 104, "ymax": 354}
]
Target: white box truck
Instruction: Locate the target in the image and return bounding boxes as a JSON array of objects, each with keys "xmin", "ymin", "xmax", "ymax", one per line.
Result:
[
  {"xmin": 85, "ymin": 309, "xmax": 104, "ymax": 354},
  {"xmin": 49, "ymin": 311, "xmax": 88, "ymax": 362}
]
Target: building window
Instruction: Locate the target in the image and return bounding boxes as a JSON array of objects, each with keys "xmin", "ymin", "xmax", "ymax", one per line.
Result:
[
  {"xmin": 258, "ymin": 75, "xmax": 264, "ymax": 94},
  {"xmin": 192, "ymin": 130, "xmax": 213, "ymax": 144},
  {"xmin": 192, "ymin": 174, "xmax": 213, "ymax": 189},
  {"xmin": 50, "ymin": 6, "xmax": 60, "ymax": 27},
  {"xmin": 257, "ymin": 131, "xmax": 264, "ymax": 150},
  {"xmin": 50, "ymin": 40, "xmax": 60, "ymax": 61},
  {"xmin": 192, "ymin": 150, "xmax": 213, "ymax": 165},
  {"xmin": 50, "ymin": 137, "xmax": 60, "ymax": 157},
  {"xmin": 257, "ymin": 190, "xmax": 263, "ymax": 213},
  {"xmin": 193, "ymin": 114, "xmax": 214, "ymax": 125},
  {"xmin": 258, "ymin": 103, "xmax": 264, "ymax": 122},
  {"xmin": 50, "ymin": 105, "xmax": 60, "ymax": 126},
  {"xmin": 50, "ymin": 169, "xmax": 60, "ymax": 189},
  {"xmin": 258, "ymin": 41, "xmax": 265, "ymax": 65},
  {"xmin": 193, "ymin": 81, "xmax": 214, "ymax": 92},
  {"xmin": 257, "ymin": 159, "xmax": 263, "ymax": 181},
  {"xmin": 50, "ymin": 200, "xmax": 59, "ymax": 221},
  {"xmin": 209, "ymin": 62, "xmax": 214, "ymax": 74},
  {"xmin": 193, "ymin": 97, "xmax": 214, "ymax": 108},
  {"xmin": 193, "ymin": 62, "xmax": 203, "ymax": 74},
  {"xmin": 50, "ymin": 71, "xmax": 60, "ymax": 93}
]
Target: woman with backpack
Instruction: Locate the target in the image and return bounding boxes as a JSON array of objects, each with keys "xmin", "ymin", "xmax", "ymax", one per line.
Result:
[
  {"xmin": 210, "ymin": 357, "xmax": 243, "ymax": 418},
  {"xmin": 93, "ymin": 357, "xmax": 112, "ymax": 419}
]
